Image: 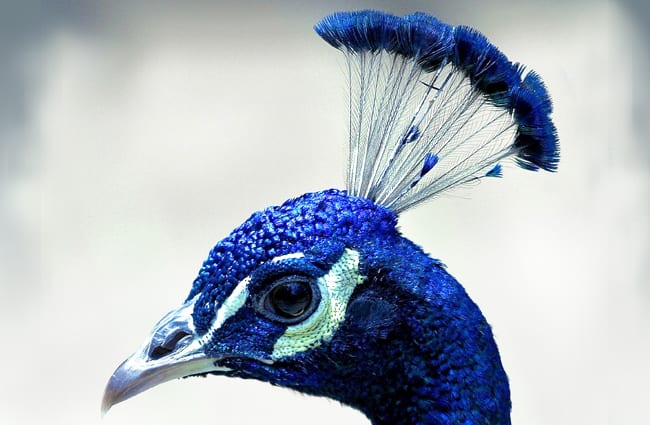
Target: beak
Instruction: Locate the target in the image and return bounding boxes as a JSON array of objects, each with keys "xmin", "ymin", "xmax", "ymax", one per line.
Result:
[{"xmin": 101, "ymin": 296, "xmax": 225, "ymax": 415}]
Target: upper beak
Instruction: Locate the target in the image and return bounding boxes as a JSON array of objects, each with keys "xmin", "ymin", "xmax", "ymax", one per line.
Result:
[{"xmin": 101, "ymin": 296, "xmax": 225, "ymax": 415}]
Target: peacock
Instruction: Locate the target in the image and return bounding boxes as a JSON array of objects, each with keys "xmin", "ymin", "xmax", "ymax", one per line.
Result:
[{"xmin": 102, "ymin": 10, "xmax": 558, "ymax": 425}]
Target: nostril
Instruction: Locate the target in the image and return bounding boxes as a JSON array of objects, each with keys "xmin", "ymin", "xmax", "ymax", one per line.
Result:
[
  {"xmin": 150, "ymin": 345, "xmax": 173, "ymax": 360},
  {"xmin": 149, "ymin": 330, "xmax": 191, "ymax": 360}
]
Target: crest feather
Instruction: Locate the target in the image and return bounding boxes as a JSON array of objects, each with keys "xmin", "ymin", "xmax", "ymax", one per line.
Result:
[{"xmin": 315, "ymin": 10, "xmax": 559, "ymax": 213}]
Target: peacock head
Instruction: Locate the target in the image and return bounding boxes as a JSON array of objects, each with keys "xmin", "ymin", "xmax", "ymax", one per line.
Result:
[
  {"xmin": 102, "ymin": 189, "xmax": 403, "ymax": 410},
  {"xmin": 104, "ymin": 9, "xmax": 558, "ymax": 425},
  {"xmin": 102, "ymin": 189, "xmax": 511, "ymax": 423}
]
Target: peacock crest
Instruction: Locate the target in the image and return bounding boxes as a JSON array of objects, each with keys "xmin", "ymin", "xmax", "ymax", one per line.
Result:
[{"xmin": 316, "ymin": 11, "xmax": 557, "ymax": 212}]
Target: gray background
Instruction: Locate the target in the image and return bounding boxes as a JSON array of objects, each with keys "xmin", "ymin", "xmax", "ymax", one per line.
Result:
[{"xmin": 1, "ymin": 1, "xmax": 647, "ymax": 424}]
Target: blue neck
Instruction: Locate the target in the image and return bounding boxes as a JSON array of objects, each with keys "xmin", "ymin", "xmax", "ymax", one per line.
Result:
[{"xmin": 281, "ymin": 237, "xmax": 511, "ymax": 424}]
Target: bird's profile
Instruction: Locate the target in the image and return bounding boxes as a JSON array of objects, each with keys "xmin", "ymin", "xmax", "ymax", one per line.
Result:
[{"xmin": 103, "ymin": 10, "xmax": 558, "ymax": 425}]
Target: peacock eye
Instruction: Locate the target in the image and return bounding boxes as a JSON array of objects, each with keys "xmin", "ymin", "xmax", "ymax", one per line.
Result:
[{"xmin": 261, "ymin": 275, "xmax": 319, "ymax": 323}]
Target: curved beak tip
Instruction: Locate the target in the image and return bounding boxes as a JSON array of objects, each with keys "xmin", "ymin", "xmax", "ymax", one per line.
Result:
[
  {"xmin": 100, "ymin": 400, "xmax": 111, "ymax": 418},
  {"xmin": 100, "ymin": 367, "xmax": 127, "ymax": 417},
  {"xmin": 100, "ymin": 297, "xmax": 217, "ymax": 417},
  {"xmin": 101, "ymin": 373, "xmax": 123, "ymax": 417}
]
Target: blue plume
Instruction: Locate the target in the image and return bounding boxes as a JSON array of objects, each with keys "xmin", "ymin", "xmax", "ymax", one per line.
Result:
[
  {"xmin": 420, "ymin": 153, "xmax": 439, "ymax": 177},
  {"xmin": 512, "ymin": 72, "xmax": 559, "ymax": 171},
  {"xmin": 397, "ymin": 13, "xmax": 454, "ymax": 71},
  {"xmin": 314, "ymin": 10, "xmax": 559, "ymax": 212},
  {"xmin": 315, "ymin": 10, "xmax": 400, "ymax": 53},
  {"xmin": 407, "ymin": 153, "xmax": 439, "ymax": 190},
  {"xmin": 452, "ymin": 27, "xmax": 558, "ymax": 172},
  {"xmin": 485, "ymin": 164, "xmax": 503, "ymax": 178},
  {"xmin": 402, "ymin": 125, "xmax": 421, "ymax": 144},
  {"xmin": 453, "ymin": 27, "xmax": 523, "ymax": 107}
]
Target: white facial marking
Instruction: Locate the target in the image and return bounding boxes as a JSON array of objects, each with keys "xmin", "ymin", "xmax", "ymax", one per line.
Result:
[
  {"xmin": 271, "ymin": 252, "xmax": 305, "ymax": 262},
  {"xmin": 193, "ymin": 252, "xmax": 304, "ymax": 350},
  {"xmin": 198, "ymin": 276, "xmax": 251, "ymax": 346},
  {"xmin": 271, "ymin": 248, "xmax": 364, "ymax": 360}
]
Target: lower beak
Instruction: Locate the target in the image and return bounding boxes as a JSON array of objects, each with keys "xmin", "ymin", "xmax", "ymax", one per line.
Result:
[{"xmin": 101, "ymin": 296, "xmax": 226, "ymax": 415}]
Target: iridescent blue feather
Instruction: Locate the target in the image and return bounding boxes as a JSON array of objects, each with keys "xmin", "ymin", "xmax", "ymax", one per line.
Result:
[{"xmin": 315, "ymin": 10, "xmax": 559, "ymax": 212}]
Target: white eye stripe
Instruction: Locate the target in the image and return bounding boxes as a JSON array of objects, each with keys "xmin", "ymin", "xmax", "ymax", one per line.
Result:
[
  {"xmin": 199, "ymin": 276, "xmax": 251, "ymax": 346},
  {"xmin": 271, "ymin": 252, "xmax": 305, "ymax": 262},
  {"xmin": 197, "ymin": 249, "xmax": 362, "ymax": 359},
  {"xmin": 198, "ymin": 252, "xmax": 306, "ymax": 346},
  {"xmin": 271, "ymin": 248, "xmax": 364, "ymax": 360}
]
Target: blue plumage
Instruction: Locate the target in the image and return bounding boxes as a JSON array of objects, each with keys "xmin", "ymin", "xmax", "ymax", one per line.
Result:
[
  {"xmin": 188, "ymin": 190, "xmax": 397, "ymax": 335},
  {"xmin": 486, "ymin": 163, "xmax": 504, "ymax": 178},
  {"xmin": 315, "ymin": 10, "xmax": 559, "ymax": 174},
  {"xmin": 184, "ymin": 190, "xmax": 509, "ymax": 424},
  {"xmin": 420, "ymin": 153, "xmax": 439, "ymax": 177},
  {"xmin": 103, "ymin": 10, "xmax": 559, "ymax": 425}
]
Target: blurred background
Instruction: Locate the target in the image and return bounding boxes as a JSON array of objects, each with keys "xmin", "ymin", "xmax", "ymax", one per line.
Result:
[{"xmin": 0, "ymin": 0, "xmax": 647, "ymax": 424}]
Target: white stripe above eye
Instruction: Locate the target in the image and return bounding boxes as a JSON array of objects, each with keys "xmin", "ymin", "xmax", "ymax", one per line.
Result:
[{"xmin": 271, "ymin": 252, "xmax": 305, "ymax": 262}]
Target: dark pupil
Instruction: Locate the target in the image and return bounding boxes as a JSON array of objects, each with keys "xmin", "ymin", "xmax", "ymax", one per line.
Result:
[{"xmin": 270, "ymin": 280, "xmax": 312, "ymax": 318}]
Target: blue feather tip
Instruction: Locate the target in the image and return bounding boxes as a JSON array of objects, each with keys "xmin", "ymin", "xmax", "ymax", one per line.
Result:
[
  {"xmin": 315, "ymin": 10, "xmax": 559, "ymax": 173},
  {"xmin": 485, "ymin": 164, "xmax": 503, "ymax": 178}
]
